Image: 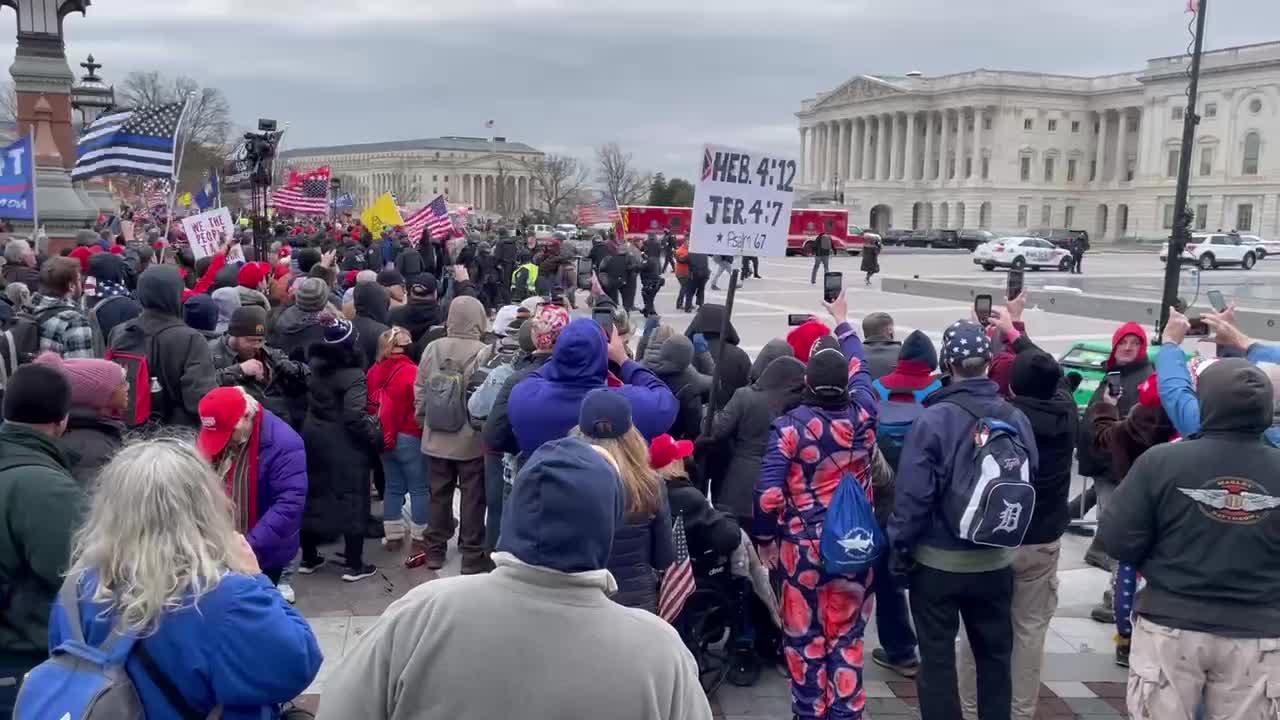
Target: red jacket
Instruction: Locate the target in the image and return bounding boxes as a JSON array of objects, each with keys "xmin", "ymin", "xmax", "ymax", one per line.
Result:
[
  {"xmin": 988, "ymin": 321, "xmax": 1027, "ymax": 397},
  {"xmin": 367, "ymin": 353, "xmax": 422, "ymax": 450}
]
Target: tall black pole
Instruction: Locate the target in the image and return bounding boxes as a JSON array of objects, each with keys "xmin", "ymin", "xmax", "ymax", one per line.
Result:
[{"xmin": 1158, "ymin": 0, "xmax": 1208, "ymax": 341}]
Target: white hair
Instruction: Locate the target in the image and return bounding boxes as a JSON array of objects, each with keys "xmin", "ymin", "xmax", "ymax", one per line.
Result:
[
  {"xmin": 3, "ymin": 239, "xmax": 29, "ymax": 265},
  {"xmin": 67, "ymin": 439, "xmax": 242, "ymax": 635},
  {"xmin": 356, "ymin": 270, "xmax": 377, "ymax": 285}
]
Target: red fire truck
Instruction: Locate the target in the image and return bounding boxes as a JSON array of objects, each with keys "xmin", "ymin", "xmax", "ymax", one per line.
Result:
[{"xmin": 619, "ymin": 205, "xmax": 864, "ymax": 255}]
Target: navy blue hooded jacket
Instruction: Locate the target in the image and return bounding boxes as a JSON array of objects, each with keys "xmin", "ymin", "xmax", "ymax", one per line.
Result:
[
  {"xmin": 888, "ymin": 377, "xmax": 1039, "ymax": 557},
  {"xmin": 497, "ymin": 437, "xmax": 625, "ymax": 573},
  {"xmin": 507, "ymin": 318, "xmax": 678, "ymax": 455}
]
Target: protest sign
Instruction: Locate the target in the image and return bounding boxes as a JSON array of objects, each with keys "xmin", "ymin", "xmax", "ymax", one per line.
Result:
[
  {"xmin": 689, "ymin": 144, "xmax": 796, "ymax": 258},
  {"xmin": 181, "ymin": 207, "xmax": 234, "ymax": 259},
  {"xmin": 0, "ymin": 135, "xmax": 35, "ymax": 221}
]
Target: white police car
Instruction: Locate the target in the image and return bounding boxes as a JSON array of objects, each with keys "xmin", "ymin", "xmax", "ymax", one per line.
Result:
[{"xmin": 972, "ymin": 236, "xmax": 1072, "ymax": 271}]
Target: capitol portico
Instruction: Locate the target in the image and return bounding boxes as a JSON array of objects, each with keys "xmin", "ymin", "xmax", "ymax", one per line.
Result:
[{"xmin": 797, "ymin": 41, "xmax": 1280, "ymax": 241}]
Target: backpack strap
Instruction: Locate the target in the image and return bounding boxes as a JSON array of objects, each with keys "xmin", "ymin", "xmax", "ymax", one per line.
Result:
[
  {"xmin": 134, "ymin": 642, "xmax": 207, "ymax": 720},
  {"xmin": 55, "ymin": 575, "xmax": 130, "ymax": 655}
]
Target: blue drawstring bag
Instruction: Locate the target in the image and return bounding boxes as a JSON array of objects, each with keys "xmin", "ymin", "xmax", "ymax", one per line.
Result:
[{"xmin": 820, "ymin": 473, "xmax": 885, "ymax": 575}]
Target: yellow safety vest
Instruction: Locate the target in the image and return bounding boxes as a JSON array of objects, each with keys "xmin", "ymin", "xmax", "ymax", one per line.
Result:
[{"xmin": 513, "ymin": 262, "xmax": 538, "ymax": 291}]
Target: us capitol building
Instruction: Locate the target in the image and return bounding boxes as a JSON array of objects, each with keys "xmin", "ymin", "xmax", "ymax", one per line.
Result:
[
  {"xmin": 279, "ymin": 136, "xmax": 544, "ymax": 216},
  {"xmin": 796, "ymin": 41, "xmax": 1280, "ymax": 241}
]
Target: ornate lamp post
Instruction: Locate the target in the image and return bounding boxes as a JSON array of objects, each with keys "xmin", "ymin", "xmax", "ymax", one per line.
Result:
[
  {"xmin": 71, "ymin": 53, "xmax": 115, "ymax": 213},
  {"xmin": 1, "ymin": 0, "xmax": 98, "ymax": 251}
]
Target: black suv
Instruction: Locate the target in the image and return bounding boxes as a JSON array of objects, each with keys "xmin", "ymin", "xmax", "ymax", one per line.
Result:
[
  {"xmin": 958, "ymin": 229, "xmax": 997, "ymax": 251},
  {"xmin": 905, "ymin": 229, "xmax": 961, "ymax": 249},
  {"xmin": 1027, "ymin": 227, "xmax": 1090, "ymax": 250},
  {"xmin": 880, "ymin": 228, "xmax": 912, "ymax": 246}
]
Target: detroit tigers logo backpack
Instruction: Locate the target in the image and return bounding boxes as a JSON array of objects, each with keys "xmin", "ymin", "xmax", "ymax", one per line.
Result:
[{"xmin": 942, "ymin": 407, "xmax": 1036, "ymax": 549}]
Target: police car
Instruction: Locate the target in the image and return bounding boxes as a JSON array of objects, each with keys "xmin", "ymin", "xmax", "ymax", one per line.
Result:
[{"xmin": 972, "ymin": 236, "xmax": 1073, "ymax": 271}]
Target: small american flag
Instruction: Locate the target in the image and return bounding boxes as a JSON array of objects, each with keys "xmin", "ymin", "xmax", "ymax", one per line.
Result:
[
  {"xmin": 404, "ymin": 194, "xmax": 456, "ymax": 243},
  {"xmin": 577, "ymin": 190, "xmax": 620, "ymax": 226},
  {"xmin": 272, "ymin": 166, "xmax": 331, "ymax": 216},
  {"xmin": 144, "ymin": 180, "xmax": 168, "ymax": 209},
  {"xmin": 658, "ymin": 515, "xmax": 695, "ymax": 624}
]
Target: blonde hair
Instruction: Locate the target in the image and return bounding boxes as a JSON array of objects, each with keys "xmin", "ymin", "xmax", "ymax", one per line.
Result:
[
  {"xmin": 570, "ymin": 426, "xmax": 661, "ymax": 514},
  {"xmin": 67, "ymin": 439, "xmax": 244, "ymax": 635},
  {"xmin": 376, "ymin": 326, "xmax": 413, "ymax": 364}
]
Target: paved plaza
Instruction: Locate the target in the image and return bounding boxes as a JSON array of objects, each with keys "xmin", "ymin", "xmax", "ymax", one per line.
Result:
[{"xmin": 290, "ymin": 249, "xmax": 1276, "ymax": 718}]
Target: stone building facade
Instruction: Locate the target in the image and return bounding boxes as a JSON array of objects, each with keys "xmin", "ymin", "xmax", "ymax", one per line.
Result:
[
  {"xmin": 796, "ymin": 41, "xmax": 1280, "ymax": 241},
  {"xmin": 279, "ymin": 136, "xmax": 543, "ymax": 216}
]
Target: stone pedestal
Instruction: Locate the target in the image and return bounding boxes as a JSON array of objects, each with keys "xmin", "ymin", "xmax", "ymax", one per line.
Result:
[{"xmin": 30, "ymin": 96, "xmax": 95, "ymax": 254}]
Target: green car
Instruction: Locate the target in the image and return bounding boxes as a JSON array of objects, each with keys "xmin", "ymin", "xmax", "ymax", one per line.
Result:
[{"xmin": 1058, "ymin": 340, "xmax": 1193, "ymax": 410}]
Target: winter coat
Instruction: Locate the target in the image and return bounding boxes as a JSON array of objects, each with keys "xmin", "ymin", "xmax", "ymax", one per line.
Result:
[
  {"xmin": 862, "ymin": 338, "xmax": 901, "ymax": 381},
  {"xmin": 108, "ymin": 267, "xmax": 217, "ymax": 428},
  {"xmin": 888, "ymin": 378, "xmax": 1039, "ymax": 562},
  {"xmin": 666, "ymin": 477, "xmax": 742, "ymax": 575},
  {"xmin": 482, "ymin": 353, "xmax": 552, "ymax": 457},
  {"xmin": 608, "ymin": 485, "xmax": 675, "ymax": 613},
  {"xmin": 353, "ymin": 283, "xmax": 391, "ymax": 369},
  {"xmin": 59, "ymin": 408, "xmax": 125, "ymax": 486},
  {"xmin": 508, "ymin": 319, "xmax": 678, "ymax": 456},
  {"xmin": 269, "ymin": 304, "xmax": 331, "ymax": 365},
  {"xmin": 52, "ymin": 571, "xmax": 322, "ymax": 720},
  {"xmin": 685, "ymin": 304, "xmax": 751, "ymax": 410},
  {"xmin": 0, "ymin": 423, "xmax": 85, "ymax": 666},
  {"xmin": 859, "ymin": 241, "xmax": 881, "ymax": 273},
  {"xmin": 1012, "ymin": 389, "xmax": 1079, "ymax": 545},
  {"xmin": 1078, "ymin": 321, "xmax": 1151, "ymax": 482},
  {"xmin": 687, "ymin": 252, "xmax": 710, "ymax": 281},
  {"xmin": 414, "ymin": 297, "xmax": 490, "ymax": 461},
  {"xmin": 0, "ymin": 262, "xmax": 39, "ymax": 290},
  {"xmin": 209, "ymin": 338, "xmax": 310, "ymax": 425},
  {"xmin": 388, "ymin": 298, "xmax": 443, "ymax": 346},
  {"xmin": 246, "ymin": 411, "xmax": 308, "ymax": 572},
  {"xmin": 641, "ymin": 331, "xmax": 710, "ymax": 442},
  {"xmin": 394, "ymin": 248, "xmax": 426, "ymax": 278},
  {"xmin": 754, "ymin": 323, "xmax": 879, "ymax": 552},
  {"xmin": 302, "ymin": 343, "xmax": 382, "ymax": 537},
  {"xmin": 700, "ymin": 351, "xmax": 805, "ymax": 519},
  {"xmin": 1157, "ymin": 341, "xmax": 1280, "ymax": 446},
  {"xmin": 368, "ymin": 353, "xmax": 422, "ymax": 450},
  {"xmin": 87, "ymin": 294, "xmax": 142, "ymax": 345}
]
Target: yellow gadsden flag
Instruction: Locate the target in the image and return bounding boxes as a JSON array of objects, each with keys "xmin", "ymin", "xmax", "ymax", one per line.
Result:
[
  {"xmin": 177, "ymin": 192, "xmax": 193, "ymax": 207},
  {"xmin": 362, "ymin": 193, "xmax": 405, "ymax": 240}
]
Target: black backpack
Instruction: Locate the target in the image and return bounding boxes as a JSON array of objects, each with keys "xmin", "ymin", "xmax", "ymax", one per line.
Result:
[{"xmin": 0, "ymin": 306, "xmax": 64, "ymax": 393}]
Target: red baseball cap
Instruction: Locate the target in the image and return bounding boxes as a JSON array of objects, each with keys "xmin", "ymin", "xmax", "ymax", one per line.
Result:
[
  {"xmin": 196, "ymin": 387, "xmax": 249, "ymax": 459},
  {"xmin": 649, "ymin": 433, "xmax": 694, "ymax": 470}
]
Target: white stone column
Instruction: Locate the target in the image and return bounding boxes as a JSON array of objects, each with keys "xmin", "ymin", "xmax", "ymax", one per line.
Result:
[
  {"xmin": 957, "ymin": 107, "xmax": 970, "ymax": 180},
  {"xmin": 835, "ymin": 121, "xmax": 848, "ymax": 184},
  {"xmin": 938, "ymin": 109, "xmax": 952, "ymax": 182},
  {"xmin": 1133, "ymin": 104, "xmax": 1148, "ymax": 179},
  {"xmin": 862, "ymin": 117, "xmax": 875, "ymax": 180},
  {"xmin": 905, "ymin": 112, "xmax": 918, "ymax": 181},
  {"xmin": 1115, "ymin": 108, "xmax": 1129, "ymax": 183},
  {"xmin": 828, "ymin": 122, "xmax": 841, "ymax": 187},
  {"xmin": 842, "ymin": 120, "xmax": 853, "ymax": 181},
  {"xmin": 873, "ymin": 115, "xmax": 887, "ymax": 181},
  {"xmin": 808, "ymin": 126, "xmax": 819, "ymax": 184},
  {"xmin": 1095, "ymin": 110, "xmax": 1110, "ymax": 185},
  {"xmin": 971, "ymin": 108, "xmax": 983, "ymax": 180},
  {"xmin": 884, "ymin": 114, "xmax": 896, "ymax": 181},
  {"xmin": 922, "ymin": 112, "xmax": 936, "ymax": 181},
  {"xmin": 798, "ymin": 127, "xmax": 808, "ymax": 185},
  {"xmin": 817, "ymin": 124, "xmax": 828, "ymax": 185},
  {"xmin": 848, "ymin": 120, "xmax": 859, "ymax": 181}
]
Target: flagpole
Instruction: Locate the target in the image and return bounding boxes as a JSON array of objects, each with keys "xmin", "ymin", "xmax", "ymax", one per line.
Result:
[{"xmin": 163, "ymin": 93, "xmax": 197, "ymax": 241}]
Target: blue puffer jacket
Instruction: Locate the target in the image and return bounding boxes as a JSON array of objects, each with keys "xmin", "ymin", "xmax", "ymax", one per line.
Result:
[
  {"xmin": 607, "ymin": 485, "xmax": 675, "ymax": 613},
  {"xmin": 250, "ymin": 411, "xmax": 308, "ymax": 573},
  {"xmin": 508, "ymin": 319, "xmax": 678, "ymax": 455},
  {"xmin": 49, "ymin": 571, "xmax": 322, "ymax": 720},
  {"xmin": 1157, "ymin": 341, "xmax": 1280, "ymax": 446},
  {"xmin": 888, "ymin": 377, "xmax": 1039, "ymax": 555}
]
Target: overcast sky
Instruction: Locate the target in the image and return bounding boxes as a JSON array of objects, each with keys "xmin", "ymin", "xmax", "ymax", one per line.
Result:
[{"xmin": 6, "ymin": 0, "xmax": 1279, "ymax": 179}]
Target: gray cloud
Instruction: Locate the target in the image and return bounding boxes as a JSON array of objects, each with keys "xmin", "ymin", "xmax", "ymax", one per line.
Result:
[{"xmin": 0, "ymin": 0, "xmax": 1273, "ymax": 178}]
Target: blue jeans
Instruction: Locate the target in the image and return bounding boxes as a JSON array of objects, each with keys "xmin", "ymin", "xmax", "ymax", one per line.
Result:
[
  {"xmin": 382, "ymin": 434, "xmax": 429, "ymax": 532},
  {"xmin": 873, "ymin": 541, "xmax": 918, "ymax": 663},
  {"xmin": 484, "ymin": 452, "xmax": 505, "ymax": 551}
]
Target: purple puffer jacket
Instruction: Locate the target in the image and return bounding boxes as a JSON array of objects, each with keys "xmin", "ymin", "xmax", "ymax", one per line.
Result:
[{"xmin": 249, "ymin": 410, "xmax": 307, "ymax": 572}]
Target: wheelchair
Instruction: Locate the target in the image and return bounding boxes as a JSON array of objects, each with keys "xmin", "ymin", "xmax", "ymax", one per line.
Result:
[{"xmin": 674, "ymin": 549, "xmax": 764, "ymax": 697}]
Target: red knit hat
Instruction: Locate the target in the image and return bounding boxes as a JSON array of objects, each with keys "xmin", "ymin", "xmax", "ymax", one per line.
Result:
[
  {"xmin": 237, "ymin": 262, "xmax": 267, "ymax": 290},
  {"xmin": 649, "ymin": 433, "xmax": 694, "ymax": 470},
  {"xmin": 786, "ymin": 319, "xmax": 831, "ymax": 363}
]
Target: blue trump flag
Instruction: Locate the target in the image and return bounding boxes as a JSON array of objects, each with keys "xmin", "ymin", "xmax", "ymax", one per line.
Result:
[
  {"xmin": 194, "ymin": 170, "xmax": 219, "ymax": 210},
  {"xmin": 0, "ymin": 135, "xmax": 34, "ymax": 221},
  {"xmin": 332, "ymin": 192, "xmax": 353, "ymax": 210}
]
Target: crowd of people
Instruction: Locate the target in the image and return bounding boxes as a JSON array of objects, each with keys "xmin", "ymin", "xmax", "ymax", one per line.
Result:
[{"xmin": 0, "ymin": 213, "xmax": 1273, "ymax": 720}]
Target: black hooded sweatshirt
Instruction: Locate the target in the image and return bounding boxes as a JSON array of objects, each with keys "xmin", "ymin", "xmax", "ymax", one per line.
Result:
[
  {"xmin": 1100, "ymin": 359, "xmax": 1280, "ymax": 638},
  {"xmin": 352, "ymin": 283, "xmax": 390, "ymax": 368},
  {"xmin": 1012, "ymin": 387, "xmax": 1079, "ymax": 545},
  {"xmin": 685, "ymin": 304, "xmax": 751, "ymax": 410},
  {"xmin": 106, "ymin": 266, "xmax": 216, "ymax": 428}
]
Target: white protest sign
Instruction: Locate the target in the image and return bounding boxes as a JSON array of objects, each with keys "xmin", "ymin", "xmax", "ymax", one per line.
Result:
[
  {"xmin": 689, "ymin": 144, "xmax": 797, "ymax": 257},
  {"xmin": 181, "ymin": 207, "xmax": 234, "ymax": 260}
]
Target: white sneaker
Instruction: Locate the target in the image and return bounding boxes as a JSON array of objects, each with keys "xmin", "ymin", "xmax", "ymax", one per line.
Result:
[{"xmin": 277, "ymin": 582, "xmax": 296, "ymax": 604}]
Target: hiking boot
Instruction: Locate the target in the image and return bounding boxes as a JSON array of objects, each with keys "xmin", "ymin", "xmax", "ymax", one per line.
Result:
[
  {"xmin": 341, "ymin": 564, "xmax": 377, "ymax": 583},
  {"xmin": 1090, "ymin": 603, "xmax": 1116, "ymax": 624},
  {"xmin": 425, "ymin": 551, "xmax": 446, "ymax": 571},
  {"xmin": 1115, "ymin": 638, "xmax": 1131, "ymax": 668},
  {"xmin": 1084, "ymin": 547, "xmax": 1115, "ymax": 572},
  {"xmin": 871, "ymin": 648, "xmax": 920, "ymax": 678},
  {"xmin": 298, "ymin": 556, "xmax": 326, "ymax": 575},
  {"xmin": 1103, "ymin": 588, "xmax": 1114, "ymax": 607}
]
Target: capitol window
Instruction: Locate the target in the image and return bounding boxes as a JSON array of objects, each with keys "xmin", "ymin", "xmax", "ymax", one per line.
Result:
[
  {"xmin": 1167, "ymin": 149, "xmax": 1180, "ymax": 178},
  {"xmin": 1023, "ymin": 118, "xmax": 1033, "ymax": 131},
  {"xmin": 1172, "ymin": 106, "xmax": 1183, "ymax": 121},
  {"xmin": 1238, "ymin": 203, "xmax": 1254, "ymax": 231},
  {"xmin": 1041, "ymin": 204, "xmax": 1052, "ymax": 225},
  {"xmin": 1043, "ymin": 157, "xmax": 1055, "ymax": 182},
  {"xmin": 983, "ymin": 117, "xmax": 992, "ymax": 130},
  {"xmin": 1200, "ymin": 147, "xmax": 1214, "ymax": 176},
  {"xmin": 1048, "ymin": 119, "xmax": 1058, "ymax": 132},
  {"xmin": 1195, "ymin": 203, "xmax": 1208, "ymax": 230},
  {"xmin": 1067, "ymin": 158, "xmax": 1077, "ymax": 182},
  {"xmin": 1243, "ymin": 132, "xmax": 1261, "ymax": 175},
  {"xmin": 1071, "ymin": 120, "xmax": 1080, "ymax": 133},
  {"xmin": 1205, "ymin": 103, "xmax": 1218, "ymax": 118},
  {"xmin": 1250, "ymin": 99, "xmax": 1263, "ymax": 114},
  {"xmin": 1020, "ymin": 156, "xmax": 1032, "ymax": 181},
  {"xmin": 1163, "ymin": 204, "xmax": 1175, "ymax": 229},
  {"xmin": 1017, "ymin": 205, "xmax": 1028, "ymax": 226}
]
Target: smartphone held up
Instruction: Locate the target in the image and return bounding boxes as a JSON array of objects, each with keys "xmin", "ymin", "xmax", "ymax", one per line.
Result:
[
  {"xmin": 974, "ymin": 294, "xmax": 993, "ymax": 325},
  {"xmin": 823, "ymin": 272, "xmax": 843, "ymax": 303}
]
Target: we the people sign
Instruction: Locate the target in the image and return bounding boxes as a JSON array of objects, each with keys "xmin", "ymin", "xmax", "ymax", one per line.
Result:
[
  {"xmin": 181, "ymin": 207, "xmax": 234, "ymax": 259},
  {"xmin": 689, "ymin": 144, "xmax": 797, "ymax": 258}
]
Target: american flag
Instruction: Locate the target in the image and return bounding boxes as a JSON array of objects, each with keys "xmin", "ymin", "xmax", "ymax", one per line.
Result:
[
  {"xmin": 577, "ymin": 190, "xmax": 620, "ymax": 226},
  {"xmin": 272, "ymin": 166, "xmax": 331, "ymax": 216},
  {"xmin": 144, "ymin": 180, "xmax": 169, "ymax": 209},
  {"xmin": 404, "ymin": 194, "xmax": 457, "ymax": 243},
  {"xmin": 72, "ymin": 102, "xmax": 184, "ymax": 181},
  {"xmin": 658, "ymin": 515, "xmax": 695, "ymax": 624}
]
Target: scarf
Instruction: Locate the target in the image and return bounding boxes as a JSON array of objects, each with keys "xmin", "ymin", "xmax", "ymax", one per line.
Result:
[{"xmin": 224, "ymin": 411, "xmax": 263, "ymax": 533}]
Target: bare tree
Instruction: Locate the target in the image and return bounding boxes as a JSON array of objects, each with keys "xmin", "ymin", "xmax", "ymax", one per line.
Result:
[
  {"xmin": 0, "ymin": 82, "xmax": 16, "ymax": 123},
  {"xmin": 525, "ymin": 154, "xmax": 589, "ymax": 222},
  {"xmin": 595, "ymin": 142, "xmax": 650, "ymax": 205},
  {"xmin": 120, "ymin": 71, "xmax": 231, "ymax": 147}
]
